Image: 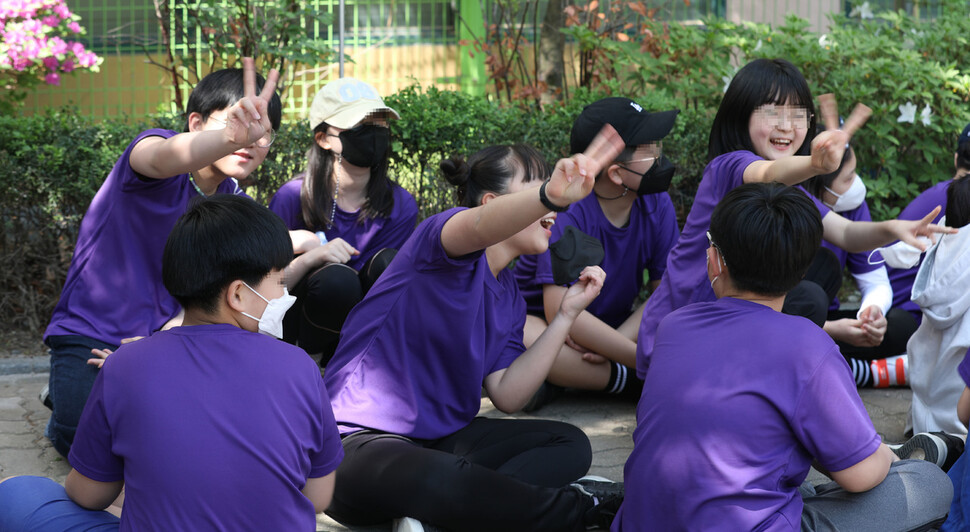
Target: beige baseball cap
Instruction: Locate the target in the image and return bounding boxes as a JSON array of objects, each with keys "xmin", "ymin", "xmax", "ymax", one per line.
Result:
[{"xmin": 308, "ymin": 77, "xmax": 400, "ymax": 131}]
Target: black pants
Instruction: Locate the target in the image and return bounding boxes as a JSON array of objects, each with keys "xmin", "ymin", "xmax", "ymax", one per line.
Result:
[
  {"xmin": 827, "ymin": 307, "xmax": 918, "ymax": 360},
  {"xmin": 326, "ymin": 417, "xmax": 594, "ymax": 531},
  {"xmin": 282, "ymin": 248, "xmax": 397, "ymax": 364},
  {"xmin": 782, "ymin": 248, "xmax": 842, "ymax": 327}
]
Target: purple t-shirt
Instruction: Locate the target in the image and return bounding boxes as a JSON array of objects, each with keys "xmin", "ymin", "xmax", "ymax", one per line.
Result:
[
  {"xmin": 615, "ymin": 298, "xmax": 881, "ymax": 531},
  {"xmin": 819, "ymin": 200, "xmax": 881, "ymax": 310},
  {"xmin": 324, "ymin": 208, "xmax": 526, "ymax": 440},
  {"xmin": 959, "ymin": 347, "xmax": 970, "ymax": 388},
  {"xmin": 268, "ymin": 177, "xmax": 418, "ymax": 271},
  {"xmin": 69, "ymin": 324, "xmax": 343, "ymax": 531},
  {"xmin": 513, "ymin": 192, "xmax": 679, "ymax": 328},
  {"xmin": 637, "ymin": 151, "xmax": 836, "ymax": 377},
  {"xmin": 44, "ymin": 129, "xmax": 246, "ymax": 345},
  {"xmin": 889, "ymin": 180, "xmax": 949, "ymax": 320}
]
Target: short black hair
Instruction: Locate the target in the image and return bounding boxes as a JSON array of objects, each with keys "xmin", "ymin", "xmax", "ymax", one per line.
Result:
[
  {"xmin": 946, "ymin": 175, "xmax": 970, "ymax": 228},
  {"xmin": 709, "ymin": 183, "xmax": 823, "ymax": 296},
  {"xmin": 708, "ymin": 58, "xmax": 817, "ymax": 162},
  {"xmin": 163, "ymin": 195, "xmax": 292, "ymax": 313},
  {"xmin": 184, "ymin": 68, "xmax": 282, "ymax": 132},
  {"xmin": 440, "ymin": 144, "xmax": 549, "ymax": 208}
]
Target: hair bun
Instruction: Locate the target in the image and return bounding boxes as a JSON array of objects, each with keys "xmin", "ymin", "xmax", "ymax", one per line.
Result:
[{"xmin": 440, "ymin": 156, "xmax": 471, "ymax": 188}]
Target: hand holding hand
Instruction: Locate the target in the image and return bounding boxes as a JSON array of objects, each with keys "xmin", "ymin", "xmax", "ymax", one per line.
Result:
[
  {"xmin": 221, "ymin": 57, "xmax": 280, "ymax": 148},
  {"xmin": 858, "ymin": 305, "xmax": 887, "ymax": 346}
]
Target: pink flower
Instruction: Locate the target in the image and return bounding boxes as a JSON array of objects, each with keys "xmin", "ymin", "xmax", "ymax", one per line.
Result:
[
  {"xmin": 13, "ymin": 57, "xmax": 28, "ymax": 71},
  {"xmin": 68, "ymin": 21, "xmax": 80, "ymax": 33},
  {"xmin": 42, "ymin": 15, "xmax": 57, "ymax": 27},
  {"xmin": 43, "ymin": 55, "xmax": 57, "ymax": 69},
  {"xmin": 60, "ymin": 57, "xmax": 73, "ymax": 71},
  {"xmin": 45, "ymin": 71, "xmax": 60, "ymax": 85},
  {"xmin": 53, "ymin": 4, "xmax": 69, "ymax": 19},
  {"xmin": 48, "ymin": 35, "xmax": 66, "ymax": 54}
]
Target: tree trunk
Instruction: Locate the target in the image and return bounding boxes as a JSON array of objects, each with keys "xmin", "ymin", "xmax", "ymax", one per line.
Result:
[{"xmin": 538, "ymin": 0, "xmax": 566, "ymax": 104}]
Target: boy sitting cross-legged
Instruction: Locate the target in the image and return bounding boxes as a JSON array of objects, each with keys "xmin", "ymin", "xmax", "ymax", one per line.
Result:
[
  {"xmin": 613, "ymin": 183, "xmax": 952, "ymax": 531},
  {"xmin": 0, "ymin": 194, "xmax": 343, "ymax": 531}
]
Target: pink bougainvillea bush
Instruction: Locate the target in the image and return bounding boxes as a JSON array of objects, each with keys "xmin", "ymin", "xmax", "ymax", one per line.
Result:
[{"xmin": 0, "ymin": 0, "xmax": 101, "ymax": 113}]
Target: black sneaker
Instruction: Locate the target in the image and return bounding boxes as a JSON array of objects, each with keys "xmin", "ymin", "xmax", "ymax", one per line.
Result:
[
  {"xmin": 571, "ymin": 475, "xmax": 624, "ymax": 530},
  {"xmin": 522, "ymin": 382, "xmax": 564, "ymax": 413},
  {"xmin": 890, "ymin": 431, "xmax": 966, "ymax": 472}
]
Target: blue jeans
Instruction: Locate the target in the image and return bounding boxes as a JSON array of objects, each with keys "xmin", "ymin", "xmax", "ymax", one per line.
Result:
[
  {"xmin": 0, "ymin": 476, "xmax": 119, "ymax": 530},
  {"xmin": 46, "ymin": 335, "xmax": 117, "ymax": 458}
]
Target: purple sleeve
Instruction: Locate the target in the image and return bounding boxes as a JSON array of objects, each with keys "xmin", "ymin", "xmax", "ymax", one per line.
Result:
[
  {"xmin": 309, "ymin": 377, "xmax": 345, "ymax": 478},
  {"xmin": 413, "ymin": 208, "xmax": 484, "ymax": 272},
  {"xmin": 791, "ymin": 345, "xmax": 882, "ymax": 472},
  {"xmin": 268, "ymin": 179, "xmax": 306, "ymax": 231},
  {"xmin": 68, "ymin": 371, "xmax": 124, "ymax": 482},
  {"xmin": 959, "ymin": 348, "xmax": 970, "ymax": 388},
  {"xmin": 645, "ymin": 193, "xmax": 679, "ymax": 281},
  {"xmin": 119, "ymin": 129, "xmax": 179, "ymax": 191}
]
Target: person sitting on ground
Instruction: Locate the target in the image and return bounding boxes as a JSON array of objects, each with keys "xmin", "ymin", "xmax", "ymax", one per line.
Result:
[
  {"xmin": 41, "ymin": 58, "xmax": 281, "ymax": 457},
  {"xmin": 801, "ymin": 143, "xmax": 914, "ymax": 387},
  {"xmin": 512, "ymin": 97, "xmax": 680, "ymax": 410},
  {"xmin": 323, "ymin": 133, "xmax": 626, "ymax": 531},
  {"xmin": 269, "ymin": 77, "xmax": 417, "ymax": 364},
  {"xmin": 613, "ymin": 183, "xmax": 953, "ymax": 532},
  {"xmin": 908, "ymin": 176, "xmax": 970, "ymax": 436},
  {"xmin": 886, "ymin": 122, "xmax": 970, "ymax": 327},
  {"xmin": 0, "ymin": 194, "xmax": 343, "ymax": 531}
]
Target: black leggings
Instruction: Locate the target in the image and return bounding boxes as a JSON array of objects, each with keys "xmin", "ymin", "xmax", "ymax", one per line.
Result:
[
  {"xmin": 282, "ymin": 248, "xmax": 397, "ymax": 363},
  {"xmin": 326, "ymin": 417, "xmax": 594, "ymax": 531}
]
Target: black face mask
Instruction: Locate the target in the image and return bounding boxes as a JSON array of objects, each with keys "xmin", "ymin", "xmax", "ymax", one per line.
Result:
[
  {"xmin": 549, "ymin": 226, "xmax": 605, "ymax": 285},
  {"xmin": 338, "ymin": 124, "xmax": 390, "ymax": 168},
  {"xmin": 622, "ymin": 155, "xmax": 677, "ymax": 195}
]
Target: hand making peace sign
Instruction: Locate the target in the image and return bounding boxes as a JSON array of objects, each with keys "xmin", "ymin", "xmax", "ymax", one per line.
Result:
[
  {"xmin": 221, "ymin": 57, "xmax": 280, "ymax": 148},
  {"xmin": 809, "ymin": 94, "xmax": 872, "ymax": 175}
]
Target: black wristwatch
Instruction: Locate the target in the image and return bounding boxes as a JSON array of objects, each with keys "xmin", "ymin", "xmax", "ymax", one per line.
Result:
[{"xmin": 539, "ymin": 180, "xmax": 569, "ymax": 212}]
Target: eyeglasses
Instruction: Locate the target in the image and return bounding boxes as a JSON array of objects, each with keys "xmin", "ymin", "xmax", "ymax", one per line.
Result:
[
  {"xmin": 206, "ymin": 116, "xmax": 276, "ymax": 148},
  {"xmin": 752, "ymin": 105, "xmax": 813, "ymax": 130}
]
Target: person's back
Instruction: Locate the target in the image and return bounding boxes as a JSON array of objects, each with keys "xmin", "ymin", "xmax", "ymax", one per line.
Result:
[
  {"xmin": 614, "ymin": 183, "xmax": 952, "ymax": 532},
  {"xmin": 627, "ymin": 299, "xmax": 871, "ymax": 529},
  {"xmin": 74, "ymin": 325, "xmax": 335, "ymax": 530}
]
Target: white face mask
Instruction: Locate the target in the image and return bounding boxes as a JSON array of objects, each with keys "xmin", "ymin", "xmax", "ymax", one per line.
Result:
[
  {"xmin": 824, "ymin": 174, "xmax": 866, "ymax": 212},
  {"xmin": 240, "ymin": 282, "xmax": 296, "ymax": 339},
  {"xmin": 867, "ymin": 238, "xmax": 931, "ymax": 269}
]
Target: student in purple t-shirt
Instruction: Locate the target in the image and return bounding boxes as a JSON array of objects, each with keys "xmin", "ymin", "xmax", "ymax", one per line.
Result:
[
  {"xmin": 0, "ymin": 195, "xmax": 344, "ymax": 530},
  {"xmin": 801, "ymin": 144, "xmax": 916, "ymax": 387},
  {"xmin": 887, "ymin": 124, "xmax": 970, "ymax": 324},
  {"xmin": 637, "ymin": 58, "xmax": 951, "ymax": 378},
  {"xmin": 324, "ymin": 134, "xmax": 628, "ymax": 531},
  {"xmin": 615, "ymin": 183, "xmax": 952, "ymax": 532},
  {"xmin": 269, "ymin": 77, "xmax": 418, "ymax": 364},
  {"xmin": 42, "ymin": 59, "xmax": 281, "ymax": 457},
  {"xmin": 513, "ymin": 98, "xmax": 679, "ymax": 408}
]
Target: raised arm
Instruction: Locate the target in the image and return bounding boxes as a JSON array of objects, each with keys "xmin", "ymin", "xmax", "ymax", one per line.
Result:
[
  {"xmin": 744, "ymin": 95, "xmax": 871, "ymax": 186},
  {"xmin": 822, "ymin": 206, "xmax": 954, "ymax": 253},
  {"xmin": 439, "ymin": 126, "xmax": 624, "ymax": 258},
  {"xmin": 130, "ymin": 58, "xmax": 280, "ymax": 179}
]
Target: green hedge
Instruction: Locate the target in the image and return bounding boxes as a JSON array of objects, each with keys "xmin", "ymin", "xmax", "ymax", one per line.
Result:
[{"xmin": 6, "ymin": 4, "xmax": 970, "ymax": 333}]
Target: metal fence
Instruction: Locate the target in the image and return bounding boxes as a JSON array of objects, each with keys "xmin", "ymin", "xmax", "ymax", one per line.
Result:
[{"xmin": 21, "ymin": 0, "xmax": 938, "ymax": 120}]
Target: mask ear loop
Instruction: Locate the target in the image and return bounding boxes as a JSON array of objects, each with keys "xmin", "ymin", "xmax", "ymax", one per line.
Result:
[{"xmin": 867, "ymin": 249, "xmax": 886, "ymax": 266}]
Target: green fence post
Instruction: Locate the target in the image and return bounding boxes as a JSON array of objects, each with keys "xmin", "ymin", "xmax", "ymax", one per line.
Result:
[{"xmin": 458, "ymin": 0, "xmax": 487, "ymax": 95}]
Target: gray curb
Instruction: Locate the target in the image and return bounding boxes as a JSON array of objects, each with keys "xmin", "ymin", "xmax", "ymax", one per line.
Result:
[{"xmin": 0, "ymin": 356, "xmax": 48, "ymax": 376}]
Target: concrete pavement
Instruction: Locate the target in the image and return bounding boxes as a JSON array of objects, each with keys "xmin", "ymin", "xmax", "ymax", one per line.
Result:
[{"xmin": 0, "ymin": 370, "xmax": 913, "ymax": 530}]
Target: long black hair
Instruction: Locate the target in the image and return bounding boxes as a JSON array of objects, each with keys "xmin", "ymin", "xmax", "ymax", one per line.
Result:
[
  {"xmin": 299, "ymin": 121, "xmax": 394, "ymax": 229},
  {"xmin": 708, "ymin": 58, "xmax": 817, "ymax": 162}
]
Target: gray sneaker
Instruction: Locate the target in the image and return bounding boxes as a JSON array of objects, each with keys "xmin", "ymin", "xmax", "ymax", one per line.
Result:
[{"xmin": 39, "ymin": 384, "xmax": 52, "ymax": 410}]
